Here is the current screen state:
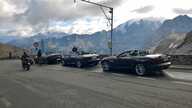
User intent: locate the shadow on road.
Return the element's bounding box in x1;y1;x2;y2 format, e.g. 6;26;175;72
103;70;167;78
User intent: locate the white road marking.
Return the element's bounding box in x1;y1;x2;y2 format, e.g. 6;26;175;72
137;76;156;80
112;73;126;77
0;97;12;107
172;81;192;86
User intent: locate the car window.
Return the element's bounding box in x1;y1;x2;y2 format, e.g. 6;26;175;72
129;50;139;56
138;50;150;56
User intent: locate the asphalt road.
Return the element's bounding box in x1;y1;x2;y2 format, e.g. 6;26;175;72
0;60;192;108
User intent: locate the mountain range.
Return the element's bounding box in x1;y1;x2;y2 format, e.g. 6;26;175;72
1;15;192;55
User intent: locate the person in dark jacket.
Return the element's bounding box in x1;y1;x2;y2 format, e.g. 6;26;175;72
21;52;29;68
21;52;29;61
71;46;80;56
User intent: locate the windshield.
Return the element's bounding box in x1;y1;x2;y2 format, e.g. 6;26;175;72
118;50;150;57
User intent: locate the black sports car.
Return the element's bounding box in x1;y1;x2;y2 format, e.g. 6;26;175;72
61;53;100;68
40;53;62;64
101;50;171;76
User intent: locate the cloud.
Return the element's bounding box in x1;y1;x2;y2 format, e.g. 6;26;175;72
22;0;124;25
0;0;124;36
132;5;154;14
173;8;192;14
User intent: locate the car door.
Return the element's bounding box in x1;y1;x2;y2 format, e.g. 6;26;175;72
63;55;71;64
69;54;79;64
117;56;134;69
115;52;133;69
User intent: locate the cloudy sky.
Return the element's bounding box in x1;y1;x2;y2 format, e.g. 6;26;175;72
0;0;192;37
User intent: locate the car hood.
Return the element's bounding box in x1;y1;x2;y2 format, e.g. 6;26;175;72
145;54;163;58
81;54;98;57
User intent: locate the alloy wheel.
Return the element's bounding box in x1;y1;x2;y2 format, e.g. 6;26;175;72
135;64;146;76
76;61;82;68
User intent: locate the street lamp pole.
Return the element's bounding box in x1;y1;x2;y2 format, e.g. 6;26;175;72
74;0;113;55
110;8;113;56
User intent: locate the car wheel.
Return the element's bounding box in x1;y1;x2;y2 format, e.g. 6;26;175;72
102;61;110;71
76;61;83;68
135;64;146;76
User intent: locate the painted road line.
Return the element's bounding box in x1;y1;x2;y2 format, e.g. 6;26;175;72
137;76;156;80
172;81;192;86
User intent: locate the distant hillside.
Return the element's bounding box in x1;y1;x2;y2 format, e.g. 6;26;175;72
0;43;23;59
154;31;192;55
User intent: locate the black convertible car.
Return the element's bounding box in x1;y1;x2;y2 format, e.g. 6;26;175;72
40;53;62;64
61;52;100;68
101;50;171;76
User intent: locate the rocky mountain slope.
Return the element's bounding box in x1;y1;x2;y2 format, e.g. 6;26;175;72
154;31;192;55
149;15;192;48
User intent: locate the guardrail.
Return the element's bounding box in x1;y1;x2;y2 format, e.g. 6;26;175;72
169;55;192;65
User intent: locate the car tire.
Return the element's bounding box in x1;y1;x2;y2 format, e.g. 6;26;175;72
102;61;110;72
26;66;30;71
23;65;30;71
135;64;146;76
76;61;83;68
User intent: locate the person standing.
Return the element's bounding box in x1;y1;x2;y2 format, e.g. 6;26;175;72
37;49;42;64
9;52;12;59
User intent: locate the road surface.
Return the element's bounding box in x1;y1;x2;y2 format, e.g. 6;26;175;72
0;60;192;108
